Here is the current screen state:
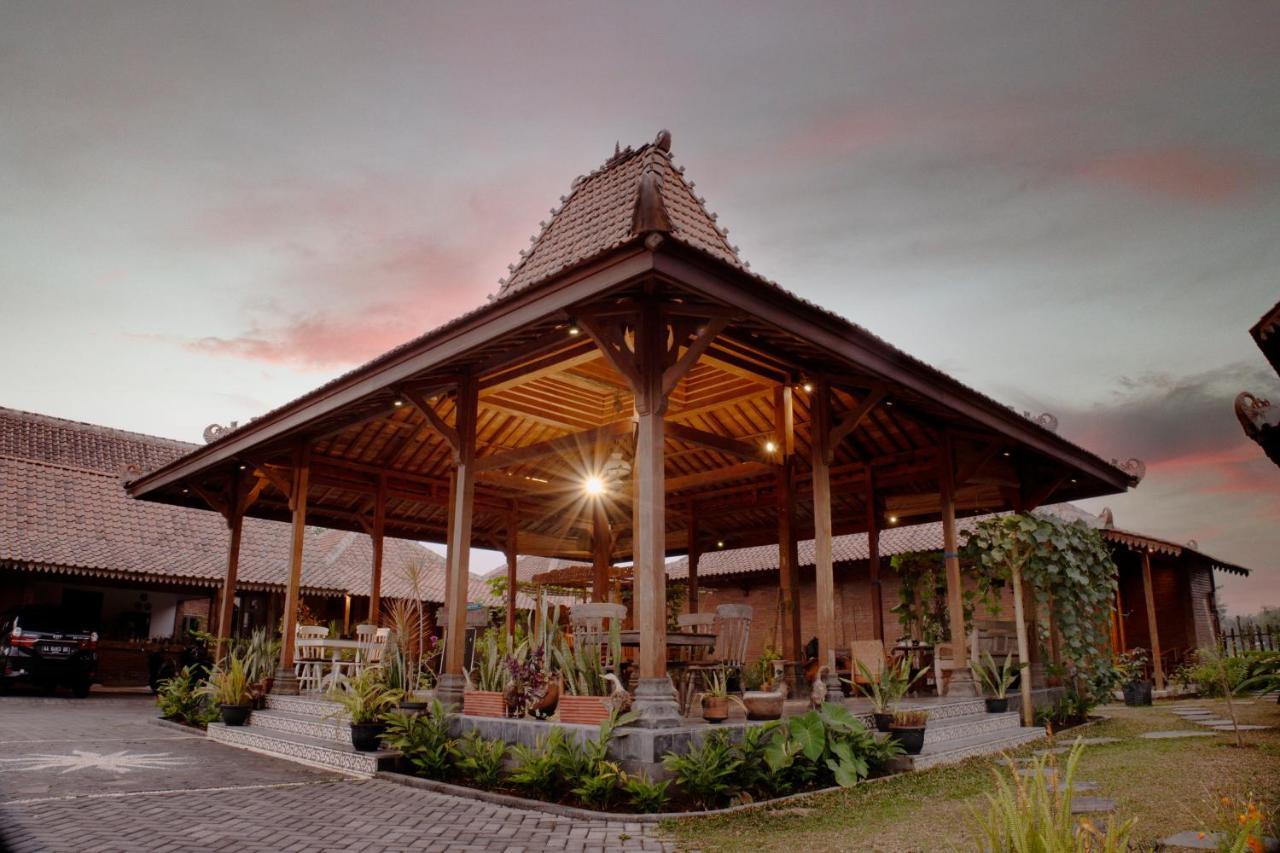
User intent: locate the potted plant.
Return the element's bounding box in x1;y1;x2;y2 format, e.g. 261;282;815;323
853;656;924;732
553;629;618;726
330;666;402;751
462;629;508;717
973;651;1019;713
697;667;744;723
1115;647;1152;706
888;709;928;755
199;653;253;726
741;650;786;720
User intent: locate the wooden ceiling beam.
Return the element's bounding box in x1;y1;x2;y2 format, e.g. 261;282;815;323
665;421;775;466
476;419;633;473
662;316;731;397
825;386;887;463
479;340;599;394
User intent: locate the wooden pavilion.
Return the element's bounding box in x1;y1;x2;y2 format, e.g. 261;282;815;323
127;130;1136;727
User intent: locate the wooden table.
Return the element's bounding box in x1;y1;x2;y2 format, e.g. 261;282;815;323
618;631;717;715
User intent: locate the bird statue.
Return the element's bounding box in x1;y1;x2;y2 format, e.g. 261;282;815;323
602;672;632;714
810;665;830;710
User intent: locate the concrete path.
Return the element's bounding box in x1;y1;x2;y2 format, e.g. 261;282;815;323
0;695;671;852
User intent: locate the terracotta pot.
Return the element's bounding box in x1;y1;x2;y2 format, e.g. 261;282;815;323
985;697;1009;713
528;679;560;720
890;726;926;755
701;695;730;723
742;691;784;721
558;694;611;726
219;703;251;726
462;690;506;718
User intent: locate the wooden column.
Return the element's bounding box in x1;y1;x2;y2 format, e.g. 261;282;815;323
592;501;611;603
368;474;386;624
810;381;842;702
686;509;700;614
865;472;884;642
275;447;310;692
1115;586;1127;652
342;595;351;635
629;299;680;727
1010;559;1035;725
438;376;478;709
774;384;802;661
938;434;978;695
214;504;244;663
505;509;518;642
1141;550;1165;690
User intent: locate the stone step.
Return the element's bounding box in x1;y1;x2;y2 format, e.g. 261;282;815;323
207;722;399;777
921;711;1022;745
251;708;352;743
890;725;1045;772
265;693;347;719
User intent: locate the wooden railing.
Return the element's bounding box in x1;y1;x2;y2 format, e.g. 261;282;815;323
1220;622;1279;656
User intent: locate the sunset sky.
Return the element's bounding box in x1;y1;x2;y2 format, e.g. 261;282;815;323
3;2;1277;613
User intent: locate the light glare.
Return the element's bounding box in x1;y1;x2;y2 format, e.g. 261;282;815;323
584;475;606;496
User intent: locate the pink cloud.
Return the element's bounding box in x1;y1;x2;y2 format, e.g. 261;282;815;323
1076;148;1257;203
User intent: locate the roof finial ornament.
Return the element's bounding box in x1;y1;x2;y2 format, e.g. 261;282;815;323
631;141;674;236
1098;507;1114;528
654;129;672;152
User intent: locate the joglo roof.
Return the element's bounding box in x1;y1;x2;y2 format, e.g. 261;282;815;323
126;130;1139;563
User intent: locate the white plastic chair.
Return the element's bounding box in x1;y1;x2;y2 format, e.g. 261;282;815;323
294;625;329;692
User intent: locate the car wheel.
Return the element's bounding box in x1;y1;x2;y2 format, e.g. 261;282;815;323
72;680;92;698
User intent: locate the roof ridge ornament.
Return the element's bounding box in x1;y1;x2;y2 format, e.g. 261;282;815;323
631;135;674;236
203;422;239;444
1020;411;1058;432
1098;507;1114;528
1109;457;1146;482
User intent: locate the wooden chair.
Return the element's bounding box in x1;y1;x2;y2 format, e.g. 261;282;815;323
675;613;717;662
849;639;887;686
294;625;329;692
569;602;627;671
679;604;753;715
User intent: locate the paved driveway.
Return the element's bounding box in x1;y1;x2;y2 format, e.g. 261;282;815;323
0;694;672;852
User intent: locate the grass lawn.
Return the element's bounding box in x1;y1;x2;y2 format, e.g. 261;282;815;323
665;697;1280;852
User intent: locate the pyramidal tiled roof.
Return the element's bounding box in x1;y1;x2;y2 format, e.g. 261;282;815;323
496;130;745;297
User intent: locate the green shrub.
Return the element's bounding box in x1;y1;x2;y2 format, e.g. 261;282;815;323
508;727;568;801
734;721;785;798
382;700;454;780
155;665;216;726
622;772;671;813
763;704;895;790
451;730;508;788
970;743;1134;851
553;709;637;808
572;760;624;810
662;731;742;809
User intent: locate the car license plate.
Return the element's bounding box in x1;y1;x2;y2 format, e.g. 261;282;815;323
42;644;74;656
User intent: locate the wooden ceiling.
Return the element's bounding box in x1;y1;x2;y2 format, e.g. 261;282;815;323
162;278;1086;561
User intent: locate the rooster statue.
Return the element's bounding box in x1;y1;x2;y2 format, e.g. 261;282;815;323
810;665;830;710
602;672;632;714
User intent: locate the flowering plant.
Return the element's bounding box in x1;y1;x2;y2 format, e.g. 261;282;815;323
504;645;548;716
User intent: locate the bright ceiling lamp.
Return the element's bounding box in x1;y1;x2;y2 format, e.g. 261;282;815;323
584;475;606;496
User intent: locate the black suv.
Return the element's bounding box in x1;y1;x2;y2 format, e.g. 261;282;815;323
0;605;98;697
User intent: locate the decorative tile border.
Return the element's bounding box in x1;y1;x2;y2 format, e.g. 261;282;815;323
251;710;351;744
207;723;395;777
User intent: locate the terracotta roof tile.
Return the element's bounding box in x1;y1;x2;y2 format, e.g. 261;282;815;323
1;409;511;605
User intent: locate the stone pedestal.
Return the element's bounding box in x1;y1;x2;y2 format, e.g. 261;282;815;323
824;669;844;704
945;666;981;697
435;672;465;712
271;667;300;695
631;677;682;728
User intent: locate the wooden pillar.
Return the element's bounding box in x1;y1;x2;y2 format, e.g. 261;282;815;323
1141;550;1165;690
1115;586;1127;652
687;509;700;614
505;509;518;642
438;376;478;709
592;501;611;603
1010;560;1034;725
214;506;243;663
810;381;842;701
938;435;978;695
342;594;351;635
865;472;884;642
368;475;386;624
630;299;679;727
774;384;802;661
275;447;310;692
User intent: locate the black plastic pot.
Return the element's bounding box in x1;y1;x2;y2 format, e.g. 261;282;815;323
1122;680;1153;707
873;712;895;732
891;726;926;755
219;704;251;726
350;722;388;752
985;697;1009;713
398;701;428;714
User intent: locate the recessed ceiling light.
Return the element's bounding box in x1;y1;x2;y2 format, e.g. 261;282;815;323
764;440;778;454
583;475;605;496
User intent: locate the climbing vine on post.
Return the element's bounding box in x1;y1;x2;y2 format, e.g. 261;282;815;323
962;513;1117;700
890;550;1003;644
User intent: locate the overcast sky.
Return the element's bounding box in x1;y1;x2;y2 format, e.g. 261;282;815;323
3;2;1277;613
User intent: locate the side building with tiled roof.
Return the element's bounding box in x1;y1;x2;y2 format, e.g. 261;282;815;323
666;503;1250;682
0;406;516;685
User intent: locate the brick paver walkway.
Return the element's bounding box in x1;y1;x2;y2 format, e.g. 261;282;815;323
0;694;672;852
